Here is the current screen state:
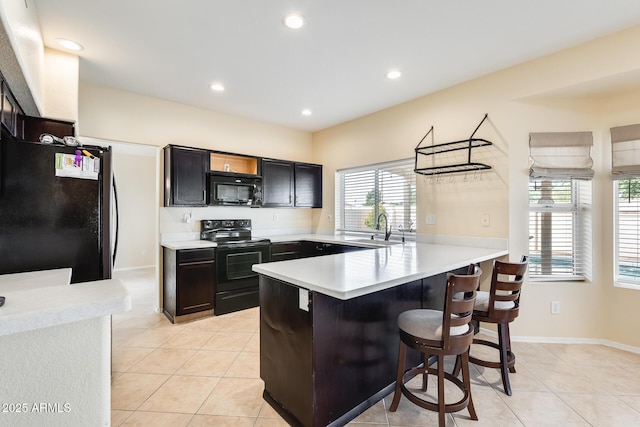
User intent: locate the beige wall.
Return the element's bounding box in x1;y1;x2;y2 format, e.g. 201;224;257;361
313;26;640;348
111;149;157;270
42;48;78;121
78;82;312;158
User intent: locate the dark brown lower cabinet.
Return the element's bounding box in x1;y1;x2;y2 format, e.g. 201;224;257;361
163;248;216;323
259;276;423;427
270;241;367;262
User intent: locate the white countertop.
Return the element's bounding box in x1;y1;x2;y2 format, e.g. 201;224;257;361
160;233;395;250
253;241;508;300
0;268;131;336
160;232;508;300
161;240;217;250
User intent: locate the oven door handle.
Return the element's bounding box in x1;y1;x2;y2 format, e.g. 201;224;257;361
179;260;215;267
218;243;270;250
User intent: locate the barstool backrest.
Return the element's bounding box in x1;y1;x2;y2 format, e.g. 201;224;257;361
442;268;482;351
486;256;528;321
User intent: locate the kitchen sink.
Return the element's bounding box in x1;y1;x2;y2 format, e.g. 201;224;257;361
348;238;403;247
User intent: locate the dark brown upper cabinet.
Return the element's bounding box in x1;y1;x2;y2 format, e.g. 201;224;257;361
262;158;295;207
164;145;208;206
262;158;322;208
294;162;322;208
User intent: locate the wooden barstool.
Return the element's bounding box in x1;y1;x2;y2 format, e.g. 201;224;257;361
389;267;482;427
466;256;528;396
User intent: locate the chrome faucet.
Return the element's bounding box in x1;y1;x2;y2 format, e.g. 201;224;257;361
376;213;392;241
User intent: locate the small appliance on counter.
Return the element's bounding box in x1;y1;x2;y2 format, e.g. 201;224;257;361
201;219;270;315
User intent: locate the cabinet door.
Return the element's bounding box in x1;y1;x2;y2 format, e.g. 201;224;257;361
177;255;215;315
270;241;303;261
165;146;207;206
262;159;294;207
294;163;322;208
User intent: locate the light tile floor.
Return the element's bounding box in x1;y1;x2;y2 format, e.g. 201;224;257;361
111;269;640;426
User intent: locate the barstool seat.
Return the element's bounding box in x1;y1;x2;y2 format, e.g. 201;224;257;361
389;266;482;427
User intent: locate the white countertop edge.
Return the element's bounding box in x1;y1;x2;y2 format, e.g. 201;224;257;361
0;279;132;337
161;240;217;250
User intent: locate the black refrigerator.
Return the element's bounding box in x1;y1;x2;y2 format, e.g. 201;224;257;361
0;138;113;283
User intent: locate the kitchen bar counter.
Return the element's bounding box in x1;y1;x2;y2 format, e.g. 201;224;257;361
255;239;508;427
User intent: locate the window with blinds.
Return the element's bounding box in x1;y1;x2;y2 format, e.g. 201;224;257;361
528;178;591;280
336;159;416;234
615;178;640;287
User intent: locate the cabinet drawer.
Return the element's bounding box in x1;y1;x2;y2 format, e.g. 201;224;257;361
177;248;215;263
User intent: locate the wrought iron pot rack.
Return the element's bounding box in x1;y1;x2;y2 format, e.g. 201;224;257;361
414;113;492;176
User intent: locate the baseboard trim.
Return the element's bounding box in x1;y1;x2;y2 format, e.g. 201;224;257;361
478;327;640;355
113;265;155;273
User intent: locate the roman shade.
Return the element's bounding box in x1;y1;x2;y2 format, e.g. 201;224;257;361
529;132;594;180
611;124;640;179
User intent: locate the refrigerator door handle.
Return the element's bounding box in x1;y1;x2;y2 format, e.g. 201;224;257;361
112;174;119;267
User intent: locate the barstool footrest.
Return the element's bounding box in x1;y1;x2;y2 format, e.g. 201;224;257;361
400;366;474;415
469;338;515;369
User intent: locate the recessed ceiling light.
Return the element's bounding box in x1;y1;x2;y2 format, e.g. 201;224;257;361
301;109;312;116
386;70;401;80
284;13;305;29
209;83;225;92
57;38;84;51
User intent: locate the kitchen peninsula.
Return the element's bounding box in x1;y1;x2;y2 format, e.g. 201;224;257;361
0;269;130;427
253;239;508;427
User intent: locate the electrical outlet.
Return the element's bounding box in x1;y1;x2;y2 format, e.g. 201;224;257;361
481;214;490;227
273;213;279;222
183;212;192;223
425;214;436;225
551;301;560;314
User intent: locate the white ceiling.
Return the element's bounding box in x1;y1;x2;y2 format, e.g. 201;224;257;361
33;0;640;132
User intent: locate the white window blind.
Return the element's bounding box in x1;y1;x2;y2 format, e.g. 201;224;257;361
528;178;591;281
336;159;416;234
611;124;640;178
529;132;594;180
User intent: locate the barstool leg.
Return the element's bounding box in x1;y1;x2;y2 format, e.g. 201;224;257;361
452;354;462;378
421;352;429;391
437;354;445;427
389;341;406;412
497;323;512;396
461;350;478;421
504;322;516;373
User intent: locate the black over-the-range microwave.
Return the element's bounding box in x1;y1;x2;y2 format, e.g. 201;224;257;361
208;172;263;207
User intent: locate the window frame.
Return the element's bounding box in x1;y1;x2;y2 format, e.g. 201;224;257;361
528;177;590;282
336;158;416;236
614;177;640;290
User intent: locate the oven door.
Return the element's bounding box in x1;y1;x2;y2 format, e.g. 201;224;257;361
215;242;270;315
216;242;270;292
